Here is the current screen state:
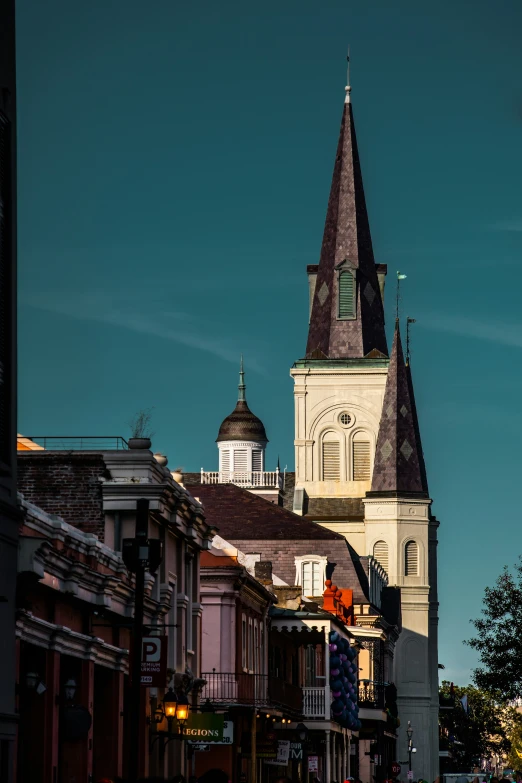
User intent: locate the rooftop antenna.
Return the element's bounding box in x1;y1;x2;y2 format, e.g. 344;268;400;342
406;318;416;365
396;271;407;320
238;355;246;401
345;46;351;104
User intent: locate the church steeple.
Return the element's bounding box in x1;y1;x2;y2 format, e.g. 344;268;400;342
306;84;388;360
370;321;428;496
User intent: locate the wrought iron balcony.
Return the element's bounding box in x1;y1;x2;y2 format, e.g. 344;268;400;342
200;672;302;714
200;470;283;489
358;679;385;709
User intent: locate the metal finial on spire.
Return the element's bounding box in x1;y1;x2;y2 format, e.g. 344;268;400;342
238;355;246;402
345;46;351;104
396;271;407;320
406;318;416;366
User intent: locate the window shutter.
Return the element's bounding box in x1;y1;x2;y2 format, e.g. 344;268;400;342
353;441;371;480
339;271;355;318
233;450;248;471
405;541;418;576
252;450;262;472
373;541;389;573
221;450;230;474
322;441;340;481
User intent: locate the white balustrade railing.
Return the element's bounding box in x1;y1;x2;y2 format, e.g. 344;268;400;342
303;687;330;719
201;470;283;488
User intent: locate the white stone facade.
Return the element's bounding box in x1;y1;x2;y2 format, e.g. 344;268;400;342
291;362;440;781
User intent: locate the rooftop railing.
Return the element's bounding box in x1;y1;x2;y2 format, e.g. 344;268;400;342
20;436;129;451
200;470;283;489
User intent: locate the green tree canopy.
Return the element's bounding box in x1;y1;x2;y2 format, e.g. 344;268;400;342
467;558;522;700
439;682;521;771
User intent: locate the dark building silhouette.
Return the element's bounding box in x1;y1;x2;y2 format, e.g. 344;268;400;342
0;0;19;779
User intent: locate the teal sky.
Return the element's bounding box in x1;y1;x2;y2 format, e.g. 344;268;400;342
17;0;522;685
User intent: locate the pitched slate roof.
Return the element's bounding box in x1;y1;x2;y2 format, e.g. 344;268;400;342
370;321;429;497
305;94;388;360
185;483;345;540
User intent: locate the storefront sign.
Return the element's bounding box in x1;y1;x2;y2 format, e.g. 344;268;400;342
187;719;232;745
265;741;291;766
140;636;167;687
290;742;303;761
308;756;319;772
176;714;225;741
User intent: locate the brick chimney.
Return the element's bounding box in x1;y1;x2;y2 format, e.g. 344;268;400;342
254;560;273;586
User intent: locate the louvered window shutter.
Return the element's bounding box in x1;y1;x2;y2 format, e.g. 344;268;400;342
339;271;355;318
322;441;340;481
373;541;389;573
405;541;419;576
252;450;262;472
233;450;248;471
221;450;230;475
353;441;371;480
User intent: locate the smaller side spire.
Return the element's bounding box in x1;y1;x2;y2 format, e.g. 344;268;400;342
345;46;351;104
369;321;429;497
238;355;246;401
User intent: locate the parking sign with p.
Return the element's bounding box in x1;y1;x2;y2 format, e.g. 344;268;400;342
140;636;167;687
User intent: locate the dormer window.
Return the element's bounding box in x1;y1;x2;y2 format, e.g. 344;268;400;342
337;261;356;320
295;555;328;597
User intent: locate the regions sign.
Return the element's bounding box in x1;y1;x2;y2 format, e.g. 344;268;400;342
174;714;225;742
140;636;167;687
187;719;232;746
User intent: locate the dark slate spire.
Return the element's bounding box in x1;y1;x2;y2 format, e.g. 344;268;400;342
306;87;388;359
370;322;429;497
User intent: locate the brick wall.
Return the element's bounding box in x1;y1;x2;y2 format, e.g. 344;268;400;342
18;453;106;539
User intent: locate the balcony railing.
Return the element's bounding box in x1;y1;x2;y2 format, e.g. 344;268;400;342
303;686;330;719
358;679;385;709
201;672;302;714
200;470;283;489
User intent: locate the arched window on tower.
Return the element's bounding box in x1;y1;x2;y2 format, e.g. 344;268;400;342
352;432;371;481
322;434;340;481
405;541;419;576
373;541;389;574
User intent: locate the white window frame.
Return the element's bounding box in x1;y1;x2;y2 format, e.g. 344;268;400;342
294;555;328;596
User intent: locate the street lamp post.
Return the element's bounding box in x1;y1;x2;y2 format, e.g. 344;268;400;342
406;721;413;775
128;498;149;783
296;723;309;783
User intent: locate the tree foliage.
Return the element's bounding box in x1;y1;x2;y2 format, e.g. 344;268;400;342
467;558;522;700
506;721;522;773
439;682;521;770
